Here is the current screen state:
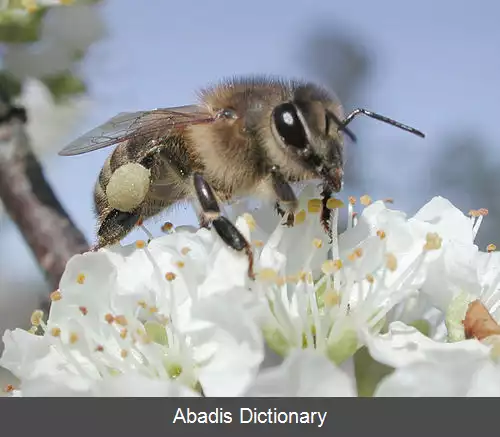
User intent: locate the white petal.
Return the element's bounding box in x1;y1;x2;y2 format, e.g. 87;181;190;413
94;373;200;397
192;292;265;396
362;321;490;368
411;196;474;244
245;349;356;397
374;360;481;397
0;329;49;379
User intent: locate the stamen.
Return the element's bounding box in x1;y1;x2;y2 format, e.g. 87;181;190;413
51;327;61;337
76;273;86;284
487;244;497;253
30;310;44;326
321;259;343;275
104;314;115;324
423;232;442;251
360;195;372;206
135;240;146;249
377;230;386;239
242;213;257;231
175;261;185;268
141;225;154;242
115;315;128;326
69;332;79;344
312;238;323;249
307;198;322;213
79;306;88;315
3;384;14;393
326;198;345;209
294;209;306;225
165;272;176;282
50;290;62;302
161;222;174;233
385;253;398;271
181;247;191;256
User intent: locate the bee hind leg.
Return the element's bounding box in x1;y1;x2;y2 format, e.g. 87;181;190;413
192;172;255;280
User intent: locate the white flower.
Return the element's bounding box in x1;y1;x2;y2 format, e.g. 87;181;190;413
16;78;91;154
369;321;500;397
244;349;356;397
0;225;264;397
1;183;495;397
251;190;443;366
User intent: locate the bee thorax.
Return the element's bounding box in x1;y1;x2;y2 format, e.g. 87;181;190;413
106;163;151;212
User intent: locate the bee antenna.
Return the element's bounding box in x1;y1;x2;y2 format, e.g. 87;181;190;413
343;108;426;138
326;110;357;142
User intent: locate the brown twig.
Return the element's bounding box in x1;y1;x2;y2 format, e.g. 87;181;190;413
0;102;89;291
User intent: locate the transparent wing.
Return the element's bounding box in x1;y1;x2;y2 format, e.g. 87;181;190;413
58;104;214;156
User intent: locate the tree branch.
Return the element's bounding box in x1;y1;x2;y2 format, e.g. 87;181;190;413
0;102;89;291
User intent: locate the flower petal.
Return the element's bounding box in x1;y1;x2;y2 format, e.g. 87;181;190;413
245;349;356;397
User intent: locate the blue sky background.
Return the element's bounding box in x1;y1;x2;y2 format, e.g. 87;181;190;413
1;0;499;331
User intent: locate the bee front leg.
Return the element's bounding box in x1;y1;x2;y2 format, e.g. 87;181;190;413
192;173;255;280
270;166;297;227
320;186;333;242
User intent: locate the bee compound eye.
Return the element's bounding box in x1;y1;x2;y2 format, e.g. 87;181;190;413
272;103;308;149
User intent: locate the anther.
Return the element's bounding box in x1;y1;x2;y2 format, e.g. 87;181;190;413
115;315;128;326
165;272;176;281
487;244;497;253
242;213;257;231
360;195;372;206
104;313;115;324
424;232;442;251
79;306;88;316
30;310;44;326
326;198;345;209
181;247;191;255
50;290;62;302
76;273;86;284
385;253;398;271
51;327;61;337
135;240;146;249
258;268;279;282
312;238;323;248
3;384;14;393
69;332;79;344
162;222;174;233
307;199;322;213
294;210;306;225
321;259;342;274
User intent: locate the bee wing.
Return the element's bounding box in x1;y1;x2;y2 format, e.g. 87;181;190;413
58;105;215;156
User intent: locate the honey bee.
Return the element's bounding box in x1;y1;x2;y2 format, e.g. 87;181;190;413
59;76;425;279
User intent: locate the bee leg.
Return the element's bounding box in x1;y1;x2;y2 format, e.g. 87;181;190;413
320;187;333;242
270;166;297;227
193;173;255;280
95;209;142;249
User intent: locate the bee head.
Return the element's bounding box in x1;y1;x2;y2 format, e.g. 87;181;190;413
269;84;354;192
